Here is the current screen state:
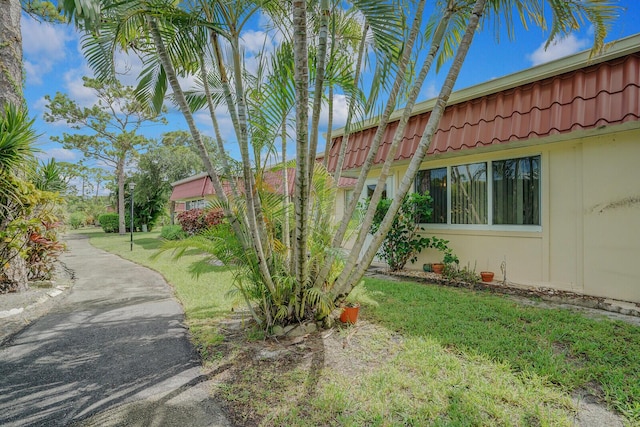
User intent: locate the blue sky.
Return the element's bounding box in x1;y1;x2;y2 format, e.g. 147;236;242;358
21;1;640;168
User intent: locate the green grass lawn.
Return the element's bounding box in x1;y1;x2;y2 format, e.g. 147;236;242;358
362;278;640;423
74;228;640;425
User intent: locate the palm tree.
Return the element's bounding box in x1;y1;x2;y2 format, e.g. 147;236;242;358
0;0;23;113
59;0;618;327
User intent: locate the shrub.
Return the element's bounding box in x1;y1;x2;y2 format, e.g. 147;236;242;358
98;213;120;233
69;212;86;229
177;208;224;235
160;224;187;240
27;227;65;280
369;193;439;271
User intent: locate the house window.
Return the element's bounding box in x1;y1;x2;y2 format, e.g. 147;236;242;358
367;184;387;199
451;162;487;224
415;168;447;223
414;155;540;228
185;199;206;210
492;156;540;225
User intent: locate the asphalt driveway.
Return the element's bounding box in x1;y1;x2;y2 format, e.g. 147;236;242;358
0;233;231;426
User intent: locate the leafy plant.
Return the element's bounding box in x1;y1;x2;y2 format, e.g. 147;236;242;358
160;224;186;240
370;192;449;271
69;212;86;229
176;208;224;235
443;261;480;283
98;213;119;233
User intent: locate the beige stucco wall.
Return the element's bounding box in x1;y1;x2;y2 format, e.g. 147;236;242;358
383;125;640;304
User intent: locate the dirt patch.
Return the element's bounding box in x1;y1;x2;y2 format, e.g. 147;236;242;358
205;316;403;426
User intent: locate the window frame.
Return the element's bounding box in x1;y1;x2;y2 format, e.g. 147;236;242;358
415;154;542;232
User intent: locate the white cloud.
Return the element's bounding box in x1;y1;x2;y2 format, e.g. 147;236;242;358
62;67;99;107
21;16;76;85
527;34;589;66
320;93;349;130
419;81;438;101
113;49;144;87
241;30;274;55
38;148;78;162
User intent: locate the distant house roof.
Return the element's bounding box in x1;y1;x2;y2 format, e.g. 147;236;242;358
170;168;356;202
327;33;640;173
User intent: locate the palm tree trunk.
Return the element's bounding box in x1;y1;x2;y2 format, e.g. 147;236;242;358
197;52;240;199
322;84;334;169
314;0;428;289
337;0;451;281
307;0;330;183
0;0;22;114
281;113;291;259
335;0;488;297
292;0;310;289
145;18;248;241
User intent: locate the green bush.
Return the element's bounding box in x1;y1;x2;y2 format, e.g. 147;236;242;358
369;192;452;271
69;212;86;229
98;213;120;233
160;224;186;240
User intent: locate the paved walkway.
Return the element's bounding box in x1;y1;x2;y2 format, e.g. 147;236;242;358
0;234;231;426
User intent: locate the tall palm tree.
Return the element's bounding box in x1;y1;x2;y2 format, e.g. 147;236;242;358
60;0;618;327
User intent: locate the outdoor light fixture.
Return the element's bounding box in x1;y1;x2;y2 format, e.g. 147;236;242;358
129;182;136;251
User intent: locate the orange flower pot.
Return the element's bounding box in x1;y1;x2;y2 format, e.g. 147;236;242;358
340;305;360;324
432;263;445;274
480;271;494;282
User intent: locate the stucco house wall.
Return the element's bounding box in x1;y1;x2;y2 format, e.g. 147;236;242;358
397;126;640;304
328;34;640;305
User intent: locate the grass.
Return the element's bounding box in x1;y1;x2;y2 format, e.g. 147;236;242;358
363;278;640;423
74;228;640;425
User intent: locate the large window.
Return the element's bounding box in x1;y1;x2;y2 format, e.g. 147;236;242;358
415;168;447;223
185;199;207;210
451;162;487;224
492;156;540;225
415;155;541;228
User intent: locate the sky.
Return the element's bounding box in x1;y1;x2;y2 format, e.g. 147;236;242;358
21;1;640;171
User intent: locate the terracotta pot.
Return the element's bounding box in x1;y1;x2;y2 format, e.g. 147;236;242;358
480;271;494;282
432;263;445;274
340;305;360;324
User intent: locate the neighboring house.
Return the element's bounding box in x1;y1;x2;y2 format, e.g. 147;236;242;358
170;169;356;220
326;33;640;305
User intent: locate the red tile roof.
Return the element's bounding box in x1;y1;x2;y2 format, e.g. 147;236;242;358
327;52;640;172
170;168;354;202
170;173;212;201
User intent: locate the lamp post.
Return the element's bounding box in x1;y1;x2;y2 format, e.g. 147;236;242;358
129;182;135;251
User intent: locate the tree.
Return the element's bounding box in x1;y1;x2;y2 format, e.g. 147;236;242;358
44;77;164;234
131;131;209;229
0;0;23;113
60;0;618;329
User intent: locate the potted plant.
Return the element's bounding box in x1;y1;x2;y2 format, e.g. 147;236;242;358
432;262;445;274
340;302;360;324
480;271;494;282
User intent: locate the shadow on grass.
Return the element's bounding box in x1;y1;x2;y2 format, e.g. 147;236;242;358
133;238;163;250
